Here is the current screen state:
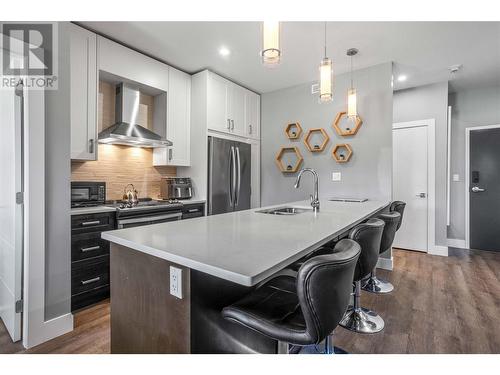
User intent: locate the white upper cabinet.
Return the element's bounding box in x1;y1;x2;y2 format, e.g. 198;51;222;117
153;67;191;167
98;36;169;92
70;23;98;161
245;91;260;139
206;71;260;139
207;72;230;133
228;84;246;137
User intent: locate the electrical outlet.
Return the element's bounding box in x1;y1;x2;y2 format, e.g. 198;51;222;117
452;174;460;182
332;172;342;181
170;266;182;299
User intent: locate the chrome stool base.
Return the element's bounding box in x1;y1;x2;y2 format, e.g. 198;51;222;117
339;306;385;334
362;275;394;294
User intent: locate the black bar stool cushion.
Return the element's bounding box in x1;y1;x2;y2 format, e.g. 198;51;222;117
389;201;406;231
377;212;401;254
222;239;360;346
349;218;385;281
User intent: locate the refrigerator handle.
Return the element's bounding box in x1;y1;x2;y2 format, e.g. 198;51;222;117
229;146;236;207
235;147;241;206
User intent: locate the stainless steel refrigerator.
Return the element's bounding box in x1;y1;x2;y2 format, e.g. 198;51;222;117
208;136;251;215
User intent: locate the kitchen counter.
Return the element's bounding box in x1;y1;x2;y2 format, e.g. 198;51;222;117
70;199;206;216
102;199;388;286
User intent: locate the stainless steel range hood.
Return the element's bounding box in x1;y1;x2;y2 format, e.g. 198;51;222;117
98;83;172;148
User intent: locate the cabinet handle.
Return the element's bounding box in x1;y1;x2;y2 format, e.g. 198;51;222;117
231;119;234;130
249;124;252;134
227;119;231;129
81;276;101;285
88;139;94;154
187;208;199;213
81;220;100;226
81;245;100;253
169;148;173;161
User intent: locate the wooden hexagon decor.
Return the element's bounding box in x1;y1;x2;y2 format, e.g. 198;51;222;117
332;144;353;163
303;128;330;152
333;111;363;136
285;122;303;140
275;146;304;173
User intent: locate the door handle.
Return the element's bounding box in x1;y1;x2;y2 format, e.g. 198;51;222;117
416;193;426;198
229;146;235;207
471;186;485;193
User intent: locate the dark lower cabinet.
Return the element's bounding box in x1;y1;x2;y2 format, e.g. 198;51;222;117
71;211;115;312
182;203;205;220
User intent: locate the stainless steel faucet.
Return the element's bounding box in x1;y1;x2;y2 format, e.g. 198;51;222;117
294;168;320;212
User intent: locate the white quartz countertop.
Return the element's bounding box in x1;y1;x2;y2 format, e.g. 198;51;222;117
102;200;389;286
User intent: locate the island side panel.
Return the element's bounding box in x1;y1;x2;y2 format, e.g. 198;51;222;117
110;243;191;353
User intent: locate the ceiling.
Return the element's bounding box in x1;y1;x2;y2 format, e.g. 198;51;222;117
80;21;500;93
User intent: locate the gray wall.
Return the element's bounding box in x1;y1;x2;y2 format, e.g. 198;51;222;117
448;85;500;240
44;22;71;320
261;62;393;207
393;82;449;247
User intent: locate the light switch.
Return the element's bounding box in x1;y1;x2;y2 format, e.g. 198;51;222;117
170;266;182;299
452;174;460;182
332;172;342;181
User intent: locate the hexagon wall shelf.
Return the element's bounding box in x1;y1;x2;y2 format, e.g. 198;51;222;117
275;146;304;173
285;122;303;140
333;111;363;136
303;128;330;152
332;144;353;163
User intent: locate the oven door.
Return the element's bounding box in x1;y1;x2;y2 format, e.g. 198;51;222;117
117;211;182;229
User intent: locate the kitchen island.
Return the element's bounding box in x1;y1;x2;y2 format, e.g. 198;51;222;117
102;199;389;353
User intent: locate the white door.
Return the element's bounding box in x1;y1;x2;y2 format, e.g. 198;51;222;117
0;80;24;342
70;23;97;161
207;73;230;133
166;67;191;166
245;91;260;139
228;83;246;136
393;125;428;252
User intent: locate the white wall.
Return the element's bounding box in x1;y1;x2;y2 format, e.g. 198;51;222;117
261;63;393;208
393;82;449;247
448;85;500;241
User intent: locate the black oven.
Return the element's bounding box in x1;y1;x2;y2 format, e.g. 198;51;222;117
71;181;106;208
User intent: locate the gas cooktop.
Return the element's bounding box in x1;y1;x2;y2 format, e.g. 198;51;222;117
114;198;183;210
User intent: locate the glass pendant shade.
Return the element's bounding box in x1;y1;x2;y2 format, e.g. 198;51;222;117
319;57;333;102
261;21;281;65
347;88;357;118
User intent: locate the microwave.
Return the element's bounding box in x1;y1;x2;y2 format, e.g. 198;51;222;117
71;181;106;208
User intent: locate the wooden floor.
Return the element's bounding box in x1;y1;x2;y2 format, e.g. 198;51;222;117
1;248;499;354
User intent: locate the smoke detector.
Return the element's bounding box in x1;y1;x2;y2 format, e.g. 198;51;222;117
449;64;463;74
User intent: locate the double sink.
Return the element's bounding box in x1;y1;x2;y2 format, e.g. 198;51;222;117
256;206;311;216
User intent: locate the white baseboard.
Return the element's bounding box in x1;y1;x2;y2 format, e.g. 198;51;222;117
24;313;73;349
429;245;448;257
376;256;393;271
447;238;467;249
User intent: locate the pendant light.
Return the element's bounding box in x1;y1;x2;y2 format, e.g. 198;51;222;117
319;22;333;103
261;21;281;65
346;48;359;119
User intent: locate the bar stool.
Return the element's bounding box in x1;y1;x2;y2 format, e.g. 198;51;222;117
222;239;361;354
362;211;400;294
389;201;406;231
339;218;385;333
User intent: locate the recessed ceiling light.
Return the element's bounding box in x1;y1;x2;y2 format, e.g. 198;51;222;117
397;75;407;82
219;46;231;57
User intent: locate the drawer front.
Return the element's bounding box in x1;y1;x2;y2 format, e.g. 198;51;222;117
71;212;115;233
72;232;110;262
182;204;205;220
71;256;109;295
71;285;109;312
